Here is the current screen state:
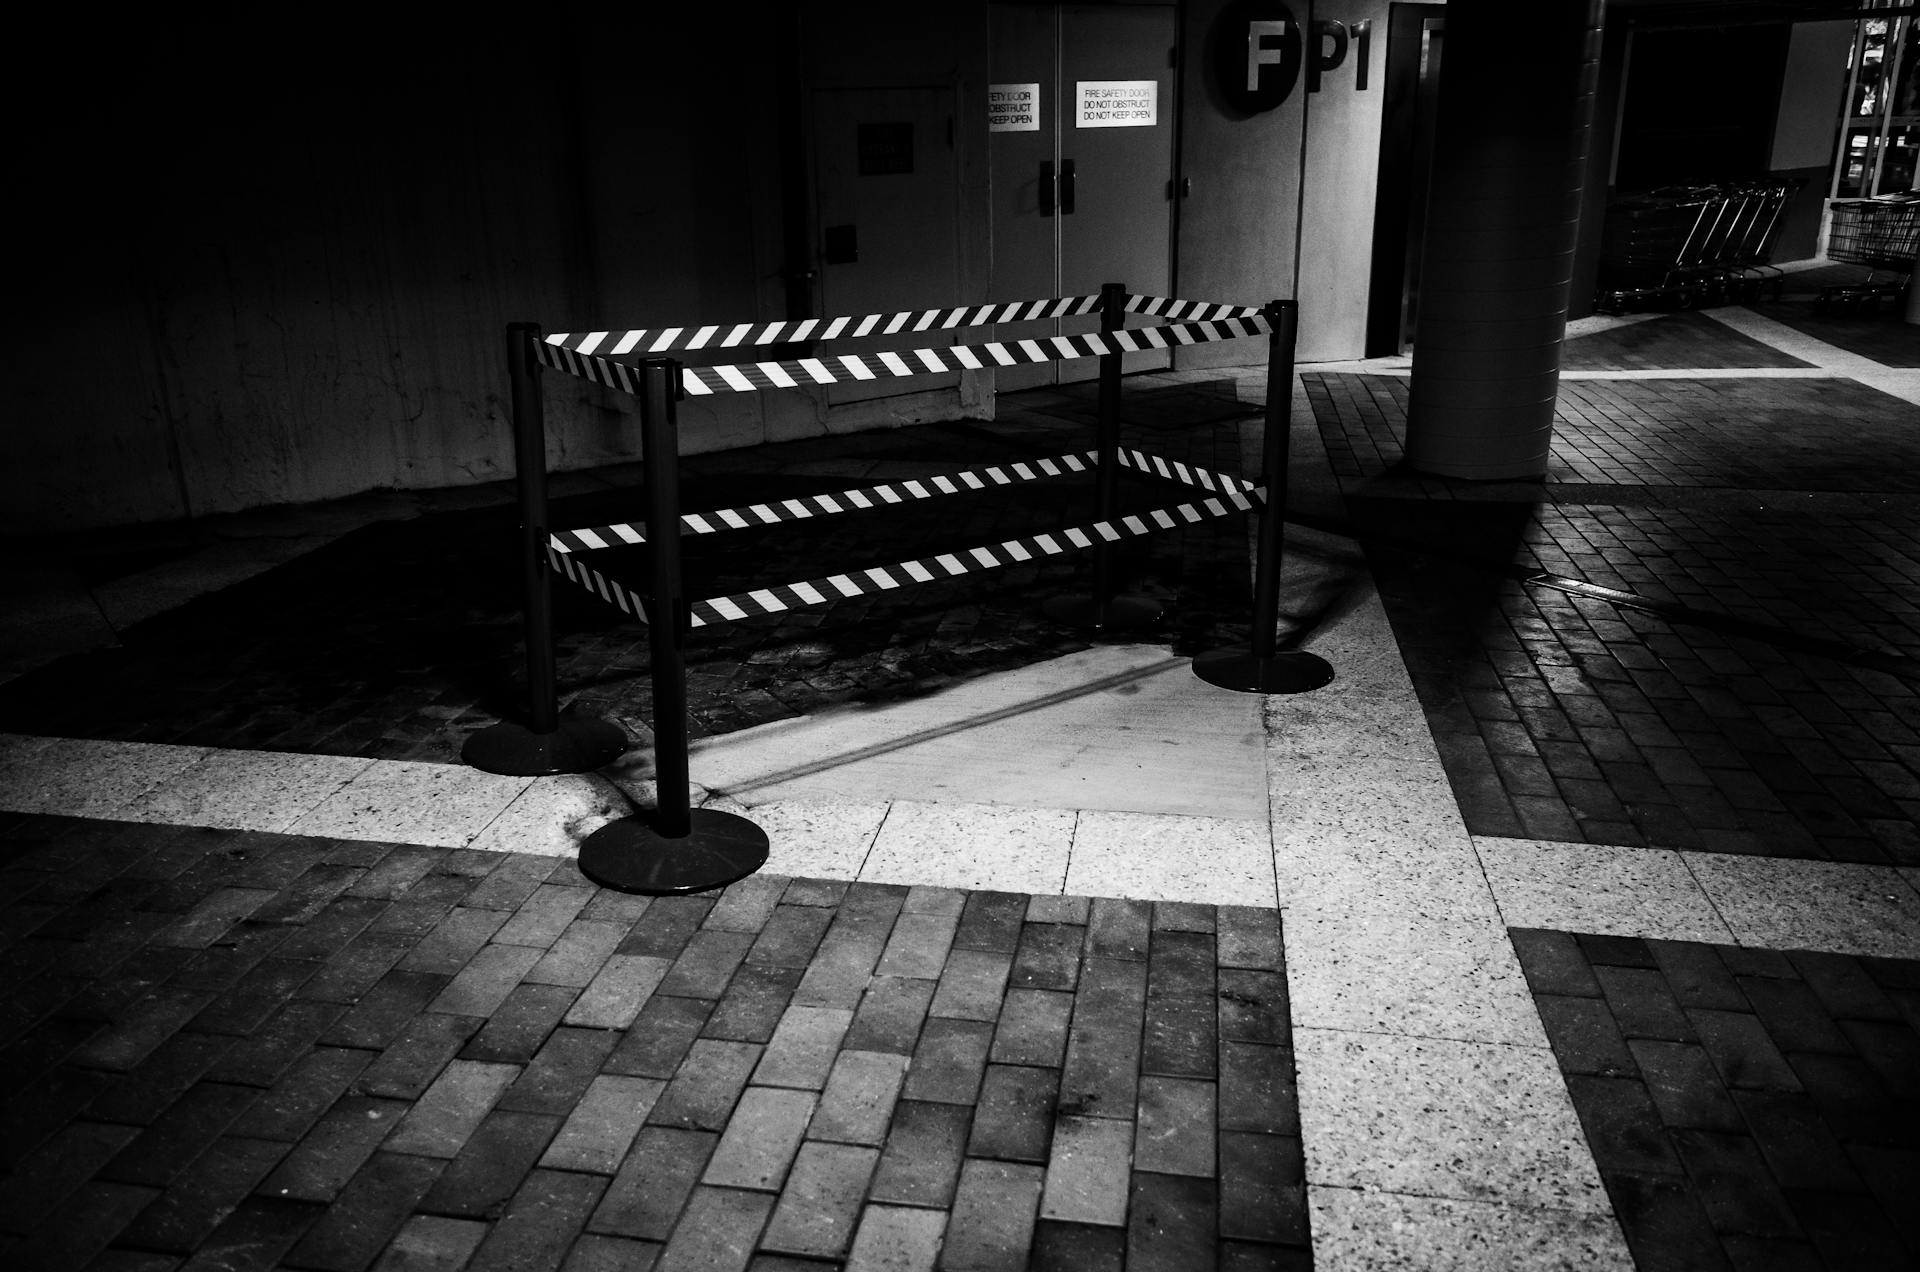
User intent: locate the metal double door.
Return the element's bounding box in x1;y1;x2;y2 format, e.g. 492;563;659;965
990;3;1177;388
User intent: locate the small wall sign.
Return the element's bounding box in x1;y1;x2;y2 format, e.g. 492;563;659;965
1075;80;1157;128
988;83;1041;132
857;122;914;175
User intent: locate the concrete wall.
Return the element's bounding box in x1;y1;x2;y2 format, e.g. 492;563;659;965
1772;21;1854;172
1;4;1011;536
1295;0;1392;362
1174;0;1306;370
1769;20;1857;262
797;2;996;429
1174;0;1395;367
3;11;798;535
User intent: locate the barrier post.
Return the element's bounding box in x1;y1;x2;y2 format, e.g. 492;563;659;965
1193;300;1335;694
463;323;630;775
577;358;770;895
1043;282;1162;631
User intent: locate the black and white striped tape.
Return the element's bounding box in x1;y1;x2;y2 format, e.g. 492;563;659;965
1115;448;1260;496
546;546;654;625
548;449;1257;555
1123;296;1262;322
546;487;1261;630
545;296;1102;358
533;313;1273;397
691;488;1258;626
549;452;1099;554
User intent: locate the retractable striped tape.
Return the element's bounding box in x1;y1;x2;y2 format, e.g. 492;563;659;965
546;487;1257;630
546;296;1102;358
1115;448;1260;496
539;296;1260;359
534;313;1274;397
547;449;1257;554
550;451;1096;554
1123;295;1261;321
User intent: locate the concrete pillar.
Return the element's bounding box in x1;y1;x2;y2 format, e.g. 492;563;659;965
1404;0;1605;480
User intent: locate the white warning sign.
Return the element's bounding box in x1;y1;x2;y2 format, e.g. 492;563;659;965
988;83;1040;132
1075;80;1157;128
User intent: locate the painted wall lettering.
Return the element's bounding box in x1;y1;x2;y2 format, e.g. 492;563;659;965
1215;0;1300;113
1213;0;1369;114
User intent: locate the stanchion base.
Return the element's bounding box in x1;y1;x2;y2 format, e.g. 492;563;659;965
577;808;771;896
1042;594;1163;632
462;717;630;776
1193;647;1335;695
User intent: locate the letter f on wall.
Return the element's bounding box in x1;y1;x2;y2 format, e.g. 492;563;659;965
1246;19;1289;91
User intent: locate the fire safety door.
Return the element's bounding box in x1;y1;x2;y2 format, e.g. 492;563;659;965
989;2;1178;388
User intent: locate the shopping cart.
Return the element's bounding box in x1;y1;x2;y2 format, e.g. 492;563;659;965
1596;180;1800;313
1816;193;1920;313
1717;180;1799;298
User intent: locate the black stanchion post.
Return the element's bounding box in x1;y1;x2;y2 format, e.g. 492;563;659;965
1192;299;1335;695
1042;282;1162;632
639;358;692;840
464;324;630;775
578;358;769;895
1091;282;1124;617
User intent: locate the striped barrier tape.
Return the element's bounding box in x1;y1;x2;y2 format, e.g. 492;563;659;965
549;449;1259;554
549;452;1100;554
544;295;1103;358
547;545;655;625
1115;448;1260;496
546;487;1259;630
1123;295;1263;322
533;312;1274;398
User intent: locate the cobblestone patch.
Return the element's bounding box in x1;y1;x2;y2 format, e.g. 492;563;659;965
0;814;1309;1270
0;397;1259;765
1513;927;1920;1272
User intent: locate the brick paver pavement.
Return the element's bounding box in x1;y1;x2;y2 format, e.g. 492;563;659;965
0;813;1310;1271
1514;927;1920;1272
1306;298;1920;863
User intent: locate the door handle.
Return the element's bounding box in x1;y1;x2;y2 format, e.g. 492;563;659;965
1040;160;1055;217
1061;159;1076;215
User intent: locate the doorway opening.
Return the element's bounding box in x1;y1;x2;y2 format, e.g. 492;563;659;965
1365;3;1445;359
989;2;1179;387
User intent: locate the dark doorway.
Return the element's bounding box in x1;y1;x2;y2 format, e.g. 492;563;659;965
1365;3;1445;359
1613;24;1791;191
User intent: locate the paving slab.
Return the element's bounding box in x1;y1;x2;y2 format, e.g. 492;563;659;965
689;644;1270;819
286;761;534;847
1682;854;1920;958
1064;809;1275;907
1309;1188;1633;1271
1479;837;1737;943
859;800;1076;893
1284;908;1548;1046
1294;1028;1612;1214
